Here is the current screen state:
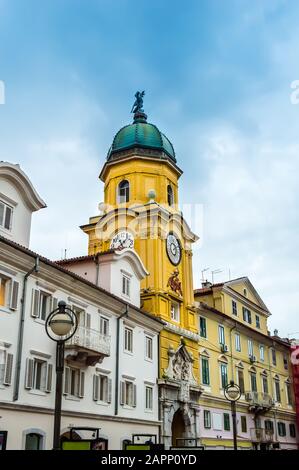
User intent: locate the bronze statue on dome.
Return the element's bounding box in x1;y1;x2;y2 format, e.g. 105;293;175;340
131;91;145;114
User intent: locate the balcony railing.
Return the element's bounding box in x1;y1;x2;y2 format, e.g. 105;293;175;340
245;391;274;410
65;326;111;365
250;428;274;442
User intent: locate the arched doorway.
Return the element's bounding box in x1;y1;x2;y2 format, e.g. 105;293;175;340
171;409;186;447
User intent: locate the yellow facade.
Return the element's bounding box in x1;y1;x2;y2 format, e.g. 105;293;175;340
195;278;297;448
82;154;200;377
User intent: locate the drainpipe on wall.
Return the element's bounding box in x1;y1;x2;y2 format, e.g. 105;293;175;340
13;257;39;401
114;304;129;415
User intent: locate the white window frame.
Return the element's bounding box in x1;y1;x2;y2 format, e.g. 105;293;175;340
259;344;265;362
0;200;13;232
145;335;153;361
248;339;253;357
170;302;180;323
33;359;47;392
124;327;133;353
122;274;130;298
203;410;211;428
39;291;51;321
100;316;109;336
124;380;134;406
218;325;225;346
145;385;153;411
235;333;241;352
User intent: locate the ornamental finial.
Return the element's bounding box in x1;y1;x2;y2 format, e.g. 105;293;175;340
131;90;147;122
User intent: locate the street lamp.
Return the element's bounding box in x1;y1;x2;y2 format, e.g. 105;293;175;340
45;300;78;450
224;380;241;451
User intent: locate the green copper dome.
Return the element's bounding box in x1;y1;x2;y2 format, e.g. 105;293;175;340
107;119;176;162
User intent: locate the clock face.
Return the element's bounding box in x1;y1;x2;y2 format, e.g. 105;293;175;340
166;233;181;265
110;231;134;251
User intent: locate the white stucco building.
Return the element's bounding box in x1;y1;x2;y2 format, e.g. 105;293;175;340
0;163;163;450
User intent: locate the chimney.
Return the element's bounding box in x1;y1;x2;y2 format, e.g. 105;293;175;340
202;280;212;288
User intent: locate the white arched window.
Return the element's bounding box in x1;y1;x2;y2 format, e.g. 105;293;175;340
118;180;130;203
167;184;174;206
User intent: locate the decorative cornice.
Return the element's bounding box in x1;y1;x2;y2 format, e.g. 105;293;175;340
164;321;200;342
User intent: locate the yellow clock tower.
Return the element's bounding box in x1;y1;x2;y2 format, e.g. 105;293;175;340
81;93;203;447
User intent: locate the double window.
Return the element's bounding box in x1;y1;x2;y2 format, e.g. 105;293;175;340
25;358;52;393
63;367;85;398
120;380;136;407
237;368;245;394
99;316;109;336
242;307;252;324
248;339;254;357
223;413;230;431
93;374;112;403
220;363;228;389
203;410;211;429
235;333;241;352
0;349;13;387
286;381;293;406
145;386;153;411
232;300;237;316
167;185;174;206
122;274;130;297
274;377;281;402
199;317;207;338
250;372;257;392
262;375;268;394
289;423;296;438
124;327;133;353
255;315;260;328
31;289;54;321
240;416;247;433
277;422;286;437
272;348;277;366
145;335;153;360
218;325;225;346
0;200;13;231
201;357;210;385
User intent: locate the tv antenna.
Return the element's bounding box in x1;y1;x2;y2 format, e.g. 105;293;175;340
211;269;223;284
201;268;210;281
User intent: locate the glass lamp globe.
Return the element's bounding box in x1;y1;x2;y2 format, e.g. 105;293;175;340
49;312;73;337
227;387;239;400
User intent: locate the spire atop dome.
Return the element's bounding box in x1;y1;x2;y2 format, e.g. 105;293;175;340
131;90;147;123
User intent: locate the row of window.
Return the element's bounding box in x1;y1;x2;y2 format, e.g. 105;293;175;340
199;317;288;369
202;410;297;437
117;180;175;206
23;357;154;410
231;300;260;328
199;356;293;404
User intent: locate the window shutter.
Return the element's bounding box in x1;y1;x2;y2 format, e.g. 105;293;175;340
25;358;34;389
3;353;13;385
79;371;85;398
93;375;99;401
10;281;19;310
45;363;53;392
133;384;137;407
63;366;70;395
120;381;125;405
31;289;40;318
107;378;112;403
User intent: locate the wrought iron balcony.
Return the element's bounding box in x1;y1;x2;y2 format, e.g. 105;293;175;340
250;428;274;442
245;391;274;412
65;326;111;366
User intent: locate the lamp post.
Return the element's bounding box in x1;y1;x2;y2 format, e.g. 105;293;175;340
224;380;241;451
45;300;78;450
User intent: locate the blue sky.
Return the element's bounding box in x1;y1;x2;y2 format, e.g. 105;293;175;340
1;0;299;337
